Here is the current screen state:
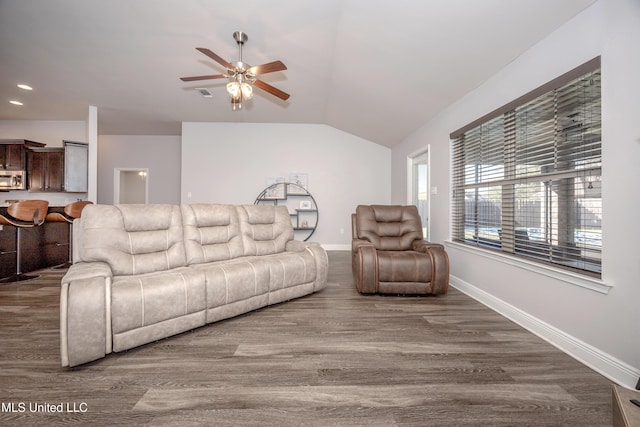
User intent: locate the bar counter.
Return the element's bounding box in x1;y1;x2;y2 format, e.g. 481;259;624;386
0;206;69;281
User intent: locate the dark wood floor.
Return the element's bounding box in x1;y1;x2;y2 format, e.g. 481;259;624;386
0;251;612;426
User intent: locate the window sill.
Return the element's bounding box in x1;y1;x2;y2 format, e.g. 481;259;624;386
444;240;612;294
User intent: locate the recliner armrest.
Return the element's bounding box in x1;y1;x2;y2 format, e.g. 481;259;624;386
412;240;445;252
411;240;450;294
352;238;375;252
352;239;378;293
60;262;113;367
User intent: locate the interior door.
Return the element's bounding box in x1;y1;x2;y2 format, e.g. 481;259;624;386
410;151;429;240
114;168;148;204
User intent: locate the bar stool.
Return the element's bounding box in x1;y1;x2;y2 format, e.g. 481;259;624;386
45;200;93;269
0;200;49;283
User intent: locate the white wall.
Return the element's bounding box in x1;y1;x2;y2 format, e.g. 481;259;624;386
97;135;181;205
391;0;640;388
182;122;391;248
0;120;86;147
0;120;88;206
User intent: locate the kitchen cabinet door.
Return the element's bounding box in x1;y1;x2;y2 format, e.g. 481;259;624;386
27;149;65;192
0;144;26;170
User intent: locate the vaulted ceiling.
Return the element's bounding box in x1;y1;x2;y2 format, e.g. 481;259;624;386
0;0;596;147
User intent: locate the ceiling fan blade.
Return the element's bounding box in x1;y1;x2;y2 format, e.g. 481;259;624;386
196;47;233;70
253;79;290;101
180;74;226;82
247;60;287;76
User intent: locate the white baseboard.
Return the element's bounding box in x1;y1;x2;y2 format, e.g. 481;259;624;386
450;274;640;390
321;244;351;251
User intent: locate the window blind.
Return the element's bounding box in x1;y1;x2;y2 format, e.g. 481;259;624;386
451;58;601;276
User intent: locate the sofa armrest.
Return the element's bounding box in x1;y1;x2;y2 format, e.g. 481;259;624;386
306;242;328;292
62;261;113;283
285;240;308;252
60;262;113;367
286;240;328;292
412;240;450;294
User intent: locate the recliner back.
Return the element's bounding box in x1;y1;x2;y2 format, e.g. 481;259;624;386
183;204;294;262
237;205;293;256
78;204;187;275
182;204;245;264
76;204;297;274
355;205;423;251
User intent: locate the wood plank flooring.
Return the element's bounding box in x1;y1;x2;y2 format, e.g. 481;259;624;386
0;251;612;426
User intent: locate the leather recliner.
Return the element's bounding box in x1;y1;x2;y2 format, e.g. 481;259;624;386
352;205;449;295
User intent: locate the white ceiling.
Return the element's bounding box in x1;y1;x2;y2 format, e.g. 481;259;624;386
0;0;596;148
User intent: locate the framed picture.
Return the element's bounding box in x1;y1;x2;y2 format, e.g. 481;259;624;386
264;182;285;200
299;200;312;210
288;172;308;194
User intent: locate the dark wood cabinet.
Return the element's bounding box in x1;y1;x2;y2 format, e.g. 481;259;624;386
0;225;68;280
0;139;46;170
0;225;17;279
27;148;65;192
0;207;69;281
0;144;26;170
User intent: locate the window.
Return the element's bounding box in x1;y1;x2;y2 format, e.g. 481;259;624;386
451;58;601;276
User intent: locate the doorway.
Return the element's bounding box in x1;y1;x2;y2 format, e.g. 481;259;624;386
114;168;148;204
408;150;429;240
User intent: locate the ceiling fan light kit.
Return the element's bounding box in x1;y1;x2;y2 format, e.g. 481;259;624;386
180;31;289;111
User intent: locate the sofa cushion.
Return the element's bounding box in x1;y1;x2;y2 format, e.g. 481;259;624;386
111;267;206;335
182;204;244;265
79;204;186;275
236;205;294;256
194;259;270;309
265;250;317;291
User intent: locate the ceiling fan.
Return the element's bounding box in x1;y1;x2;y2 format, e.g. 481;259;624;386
180;31;289;110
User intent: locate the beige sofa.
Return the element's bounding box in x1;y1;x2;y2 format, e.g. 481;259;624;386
60;203;328;367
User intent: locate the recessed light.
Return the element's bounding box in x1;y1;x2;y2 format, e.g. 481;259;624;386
9;100;24;106
17;84;33;91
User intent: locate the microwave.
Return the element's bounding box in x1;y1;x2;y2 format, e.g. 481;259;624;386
0;170;26;190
